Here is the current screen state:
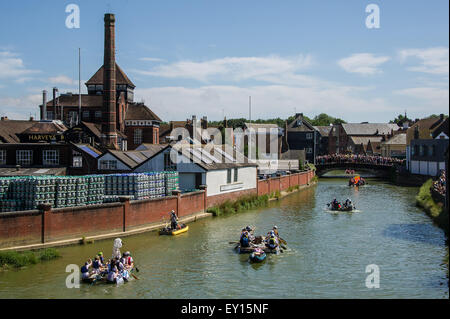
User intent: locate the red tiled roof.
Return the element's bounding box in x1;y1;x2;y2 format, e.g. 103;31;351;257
125;103;162;122
46;94;103;108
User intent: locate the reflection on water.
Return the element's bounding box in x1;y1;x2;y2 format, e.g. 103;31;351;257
0;178;447;299
383;224;446;246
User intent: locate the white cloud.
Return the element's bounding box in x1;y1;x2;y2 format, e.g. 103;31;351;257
394;87;449;102
399;47;449;75
338;53;390;75
0;51;40;82
0;94;42;119
132;54;314;83
135;85;394;123
47;75;75;86
139;57;166;62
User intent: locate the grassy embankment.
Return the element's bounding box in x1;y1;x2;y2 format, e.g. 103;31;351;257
207;195;270;216
0;248;60;270
415;179;449;236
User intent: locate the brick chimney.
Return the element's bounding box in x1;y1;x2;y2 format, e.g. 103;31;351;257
101;13;118;149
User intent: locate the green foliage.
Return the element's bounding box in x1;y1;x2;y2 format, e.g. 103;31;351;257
308;113;346;126
416;179;442;218
208;113;346;129
416;179;448;235
0;248;60;269
207;195;269;216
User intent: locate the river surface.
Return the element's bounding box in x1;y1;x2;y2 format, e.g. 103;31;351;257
0;177;448;299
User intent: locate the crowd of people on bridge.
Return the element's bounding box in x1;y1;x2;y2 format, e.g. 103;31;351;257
316;154;405;166
432;170;446;196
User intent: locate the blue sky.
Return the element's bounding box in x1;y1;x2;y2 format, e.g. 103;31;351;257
0;0;448;122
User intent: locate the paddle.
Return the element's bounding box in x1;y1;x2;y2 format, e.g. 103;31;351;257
131;273;139;280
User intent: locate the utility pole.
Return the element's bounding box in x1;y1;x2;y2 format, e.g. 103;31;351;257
78;48;81;125
249;96;251;122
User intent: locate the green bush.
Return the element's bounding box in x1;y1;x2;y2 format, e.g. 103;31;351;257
207;194;269;216
0;248;60;269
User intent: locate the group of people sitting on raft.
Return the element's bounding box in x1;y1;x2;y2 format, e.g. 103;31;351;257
329;198;354;211
81;250;134;284
239;225;280;250
349;176;366;186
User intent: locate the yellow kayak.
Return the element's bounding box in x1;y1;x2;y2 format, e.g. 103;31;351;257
159;224;189;236
171;225;189;236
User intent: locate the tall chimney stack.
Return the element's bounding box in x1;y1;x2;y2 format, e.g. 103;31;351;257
42;90;47;120
101;13;118;149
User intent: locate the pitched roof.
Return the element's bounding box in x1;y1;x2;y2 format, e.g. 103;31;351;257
81;121;127;139
125;103;162;122
341;123;400;136
85;63;135;88
313;125;332;136
171;143;258;171
0;120;37;143
432;118;449;139
349;136;383;146
0;167;66;177
406;117;443;144
381;133;406;145
72;143;103;158
46;94;103;108
287;114;315;132
107;144;169;169
20;121;67;135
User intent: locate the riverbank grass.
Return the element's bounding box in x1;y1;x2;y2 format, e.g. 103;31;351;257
416;179;448;235
0;248;60;269
207;194;269;216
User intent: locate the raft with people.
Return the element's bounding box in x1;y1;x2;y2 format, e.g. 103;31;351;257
159;210;189;236
235;226;286;255
80;238;139;285
349;175;366;186
327;198;356;212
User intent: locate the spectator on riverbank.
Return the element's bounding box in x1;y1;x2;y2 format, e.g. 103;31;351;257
316;154;404;166
432;170;446;196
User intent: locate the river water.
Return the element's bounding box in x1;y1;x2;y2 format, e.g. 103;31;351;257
0;178;448;299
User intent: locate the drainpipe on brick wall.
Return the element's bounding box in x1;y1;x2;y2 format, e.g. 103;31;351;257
199;185;207;211
119;196;131;232
172;190;181;216
38;203;52;243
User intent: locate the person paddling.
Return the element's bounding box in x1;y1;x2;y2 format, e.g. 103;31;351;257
81;259;92;280
169;210;179;230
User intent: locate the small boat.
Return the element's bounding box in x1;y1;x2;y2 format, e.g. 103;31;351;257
249;250;266;263
236;244;280;255
349;176;366;186
159;224;189;236
327;203;355;212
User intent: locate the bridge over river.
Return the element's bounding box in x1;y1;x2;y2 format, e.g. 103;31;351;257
315;162;397;178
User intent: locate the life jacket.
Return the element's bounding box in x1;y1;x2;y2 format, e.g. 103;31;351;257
268;237;277;248
92;260;100;269
240;233;249;246
81;265;89;273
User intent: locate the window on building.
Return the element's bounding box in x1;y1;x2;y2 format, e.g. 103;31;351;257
46;111;54;120
83;111;89;119
234;168;238;182
306;147;313;154
134;129;143;145
153;130;158;144
227;169;232;184
99;160;117;170
306;133;313;140
67;111;78;125
16;150;32;166
43;150;59;166
164;152;176;170
430;145;436;156
72;151;82;167
420;145;427;156
95;111;102;118
0;150;6;165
